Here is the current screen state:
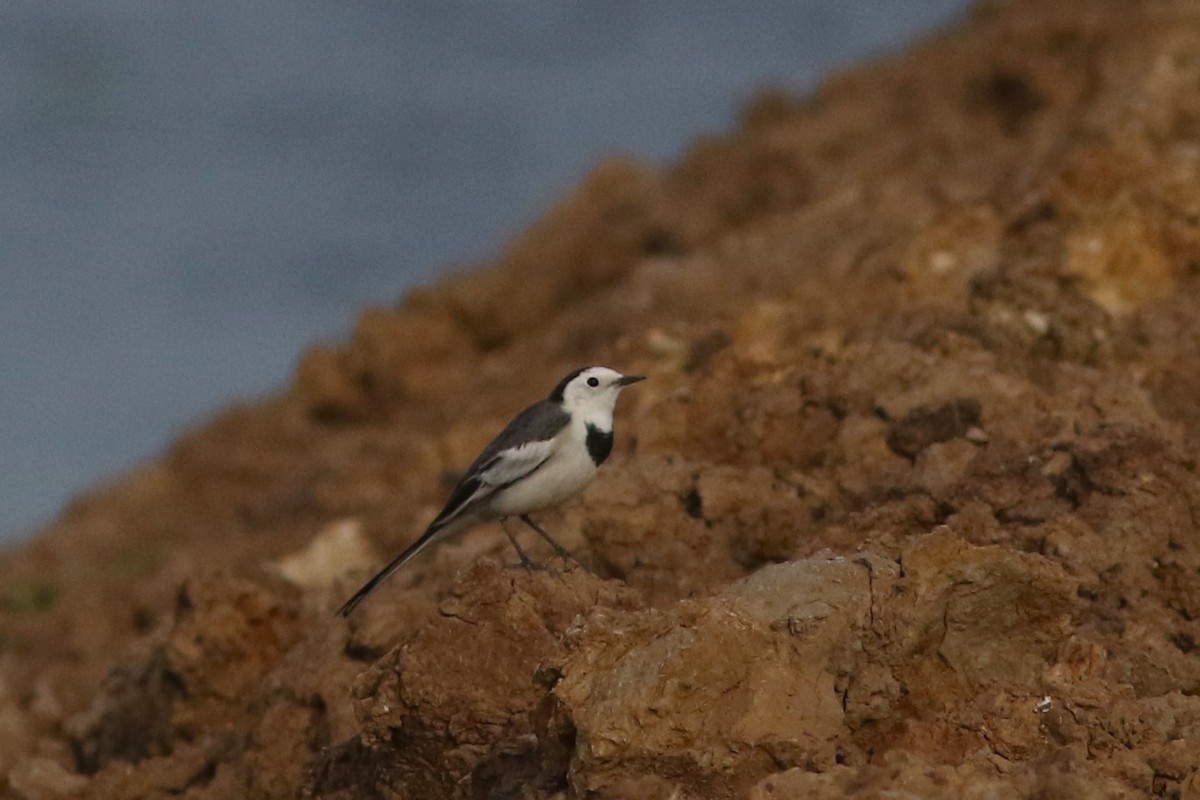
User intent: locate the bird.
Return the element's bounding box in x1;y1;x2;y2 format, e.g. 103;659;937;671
337;366;644;616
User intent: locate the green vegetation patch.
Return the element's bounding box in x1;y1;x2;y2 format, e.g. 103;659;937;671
1;581;59;613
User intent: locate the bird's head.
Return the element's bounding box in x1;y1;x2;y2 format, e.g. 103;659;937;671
550;366;644;418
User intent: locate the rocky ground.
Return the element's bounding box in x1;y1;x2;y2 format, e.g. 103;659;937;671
4;0;1200;797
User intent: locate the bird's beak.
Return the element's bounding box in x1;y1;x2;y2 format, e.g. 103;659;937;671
616;374;646;386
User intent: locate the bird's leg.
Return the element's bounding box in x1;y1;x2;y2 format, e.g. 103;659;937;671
519;515;591;572
499;517;540;570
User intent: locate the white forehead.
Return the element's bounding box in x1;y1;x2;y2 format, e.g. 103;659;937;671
574;366;621;385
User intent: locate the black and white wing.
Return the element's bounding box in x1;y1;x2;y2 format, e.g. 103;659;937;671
337;399;569;617
428;399;570;527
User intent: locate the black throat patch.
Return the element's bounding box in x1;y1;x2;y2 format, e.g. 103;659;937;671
585;423;614;466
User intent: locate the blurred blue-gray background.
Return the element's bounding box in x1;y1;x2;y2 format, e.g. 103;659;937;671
0;1;971;543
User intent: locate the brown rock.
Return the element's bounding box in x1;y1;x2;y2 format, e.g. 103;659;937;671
8;757;88;799
555;558;869;796
340;563;637;798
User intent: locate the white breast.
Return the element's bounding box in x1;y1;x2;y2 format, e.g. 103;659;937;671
488;419;601;516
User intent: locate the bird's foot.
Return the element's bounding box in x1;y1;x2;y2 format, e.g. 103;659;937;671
500;518;544;571
519;515;594;574
512;550;547;571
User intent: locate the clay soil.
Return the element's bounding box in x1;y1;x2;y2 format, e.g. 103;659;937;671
5;1;1200;797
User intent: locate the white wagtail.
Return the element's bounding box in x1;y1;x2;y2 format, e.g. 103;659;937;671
337;366;644;616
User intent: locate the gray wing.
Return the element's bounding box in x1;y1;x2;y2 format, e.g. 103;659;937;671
464;400;570;475
428;400;570;527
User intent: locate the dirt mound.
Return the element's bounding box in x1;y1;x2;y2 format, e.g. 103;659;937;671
5;0;1200;797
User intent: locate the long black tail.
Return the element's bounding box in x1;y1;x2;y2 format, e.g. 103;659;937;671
336;523;444;617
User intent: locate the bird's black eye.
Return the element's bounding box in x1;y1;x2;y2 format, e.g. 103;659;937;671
586;377;599;387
